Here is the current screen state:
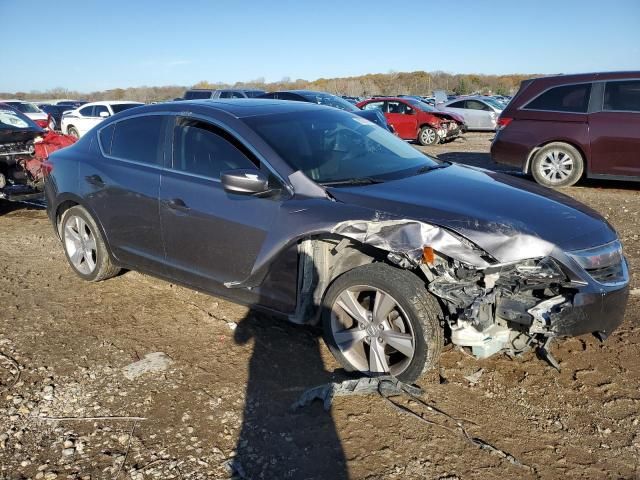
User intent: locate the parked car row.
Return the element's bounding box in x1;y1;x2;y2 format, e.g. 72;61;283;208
42;97;630;382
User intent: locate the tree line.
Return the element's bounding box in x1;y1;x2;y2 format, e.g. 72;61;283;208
1;70;540;103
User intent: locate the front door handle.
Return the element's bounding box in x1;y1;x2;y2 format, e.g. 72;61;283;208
165;198;190;211
85;174;105;187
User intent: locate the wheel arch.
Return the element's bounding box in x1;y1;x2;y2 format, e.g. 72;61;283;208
524;140;588;175
53;194;118;264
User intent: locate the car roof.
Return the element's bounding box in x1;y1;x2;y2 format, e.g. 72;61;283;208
527;71;640;84
80;101;144;107
134;98;329;118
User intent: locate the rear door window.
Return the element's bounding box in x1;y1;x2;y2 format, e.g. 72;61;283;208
448;101;466;108
525;83;592;113
603;80;640;112
465;100;490;111
79;106;95;117
110;115;165;165
172;117;257;179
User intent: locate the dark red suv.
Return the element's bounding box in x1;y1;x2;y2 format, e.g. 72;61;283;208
491;71;640;187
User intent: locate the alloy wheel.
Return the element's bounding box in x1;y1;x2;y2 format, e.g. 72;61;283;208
64;215;97;275
330;285;415;376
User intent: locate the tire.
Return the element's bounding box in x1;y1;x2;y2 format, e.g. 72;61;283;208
530;142;584;188
67;126;79;138
322;263;443;383
418;126;439;146
59;205;120;282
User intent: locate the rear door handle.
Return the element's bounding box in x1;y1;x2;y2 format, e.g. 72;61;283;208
165;198;190;211
85;174;105;187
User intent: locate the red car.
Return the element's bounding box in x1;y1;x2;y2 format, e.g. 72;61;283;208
491;71;640;187
357;97;464;145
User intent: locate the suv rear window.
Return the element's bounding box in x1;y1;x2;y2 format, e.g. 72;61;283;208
524;83;592;113
603;80;640;112
184;90;213;100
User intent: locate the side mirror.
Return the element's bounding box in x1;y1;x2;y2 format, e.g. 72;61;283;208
221;169;269;195
99;111;110;118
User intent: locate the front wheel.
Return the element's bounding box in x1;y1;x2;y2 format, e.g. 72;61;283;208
322;263;443;383
418;126;439;146
530;142;584;187
60;205;120;282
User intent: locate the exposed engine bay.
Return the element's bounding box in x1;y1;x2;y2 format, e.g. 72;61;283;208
0;105;75;201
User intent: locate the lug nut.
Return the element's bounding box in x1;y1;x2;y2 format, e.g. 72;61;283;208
377;337;384;344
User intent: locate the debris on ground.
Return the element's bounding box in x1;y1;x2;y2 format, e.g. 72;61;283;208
463;368;484;385
292;376;422;411
122;352;173;380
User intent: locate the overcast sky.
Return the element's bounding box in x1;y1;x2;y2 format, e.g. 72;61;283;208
2;0;639;92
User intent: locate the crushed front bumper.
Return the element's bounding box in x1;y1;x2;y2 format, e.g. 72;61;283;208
546;282;629;338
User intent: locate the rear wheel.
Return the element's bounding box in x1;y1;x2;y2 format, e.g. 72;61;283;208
531;142;583;187
60;205;120;282
322;263;443;383
418;126;439;146
67;126;79;138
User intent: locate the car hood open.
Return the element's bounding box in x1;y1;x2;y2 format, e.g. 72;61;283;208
327;164;617;261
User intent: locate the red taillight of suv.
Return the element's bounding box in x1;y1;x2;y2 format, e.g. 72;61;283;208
497;117;513;130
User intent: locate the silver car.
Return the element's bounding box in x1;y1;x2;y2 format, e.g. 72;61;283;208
438;96;504;131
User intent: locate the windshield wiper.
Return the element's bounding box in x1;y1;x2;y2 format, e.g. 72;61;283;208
415;161;451;175
320;177;385;187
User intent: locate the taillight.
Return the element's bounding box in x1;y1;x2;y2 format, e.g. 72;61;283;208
35;119;48;128
497;117;513;129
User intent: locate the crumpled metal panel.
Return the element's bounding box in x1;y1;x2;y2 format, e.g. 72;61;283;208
332;219;491;267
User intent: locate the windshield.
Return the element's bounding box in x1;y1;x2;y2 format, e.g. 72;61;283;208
482;98;504;110
6;102;41;114
111;103;143;114
0;107;38;130
299;93;358;112
405;99;437;112
244;109;438;184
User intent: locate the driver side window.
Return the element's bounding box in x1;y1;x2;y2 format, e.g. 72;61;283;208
172;117;257;179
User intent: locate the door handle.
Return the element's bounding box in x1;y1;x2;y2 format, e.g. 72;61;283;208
165;198;190;211
85;174;105;187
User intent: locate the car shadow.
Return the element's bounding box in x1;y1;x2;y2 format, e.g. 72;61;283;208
232;253;350;479
0;199;46;216
435;151;523;175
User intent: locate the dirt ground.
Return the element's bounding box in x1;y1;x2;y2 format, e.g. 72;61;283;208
1;132;639;480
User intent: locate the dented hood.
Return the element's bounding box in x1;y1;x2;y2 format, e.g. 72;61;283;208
327;164;616;261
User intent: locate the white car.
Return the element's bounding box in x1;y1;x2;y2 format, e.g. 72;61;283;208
1;100;53;129
438;96;504;131
60;101;143;138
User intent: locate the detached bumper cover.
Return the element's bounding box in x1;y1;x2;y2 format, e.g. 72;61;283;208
548;284;629;337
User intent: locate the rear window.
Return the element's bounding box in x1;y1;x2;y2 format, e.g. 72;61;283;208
111;103;142;114
110;115;164;165
525;83;591;113
184;90;213;100
603;80;640;112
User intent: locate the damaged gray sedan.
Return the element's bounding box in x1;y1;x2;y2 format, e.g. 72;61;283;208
44;100;629;382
